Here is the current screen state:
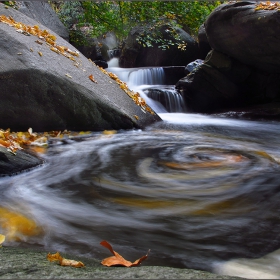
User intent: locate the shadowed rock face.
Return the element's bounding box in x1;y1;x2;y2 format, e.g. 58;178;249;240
0;4;161;132
119;25;199;68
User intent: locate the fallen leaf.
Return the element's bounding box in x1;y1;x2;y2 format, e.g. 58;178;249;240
134;115;139;120
100;240;150;267
47;252;85;268
102;130;117;135
38;51;43;57
35;40;43;45
0;207;41;241
0;234;5;247
89;74;97;83
65;73;72;78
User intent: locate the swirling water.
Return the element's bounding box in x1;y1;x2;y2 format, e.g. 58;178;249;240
1;113;280;278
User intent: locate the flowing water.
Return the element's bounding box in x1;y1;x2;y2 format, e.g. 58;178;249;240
1;65;280;278
1;114;280;278
106;65;185;113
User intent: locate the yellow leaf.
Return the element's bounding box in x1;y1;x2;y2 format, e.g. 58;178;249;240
47;252;85;268
102;130;117;135
38;51;43;57
0;234;5;247
0;207;41;241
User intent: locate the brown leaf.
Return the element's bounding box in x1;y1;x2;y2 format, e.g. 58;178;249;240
47;252;85;268
89;74;98;83
100;240;149;267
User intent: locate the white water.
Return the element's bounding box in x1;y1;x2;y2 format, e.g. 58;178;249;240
107;58;184;113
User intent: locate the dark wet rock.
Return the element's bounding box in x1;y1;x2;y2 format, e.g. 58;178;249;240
119;24;199;68
93;59;108;69
16;1;69;41
177;48;280;113
0;246;240;279
212;102;280;121
176;63;239;113
197;24;211;59
205;1;280;73
71;31;119;62
0;4;160;132
0;147;44;177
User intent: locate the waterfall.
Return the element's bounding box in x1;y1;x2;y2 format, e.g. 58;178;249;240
107;58;186;113
144;86;186;113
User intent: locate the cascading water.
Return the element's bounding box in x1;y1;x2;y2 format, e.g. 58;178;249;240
107;59;186;113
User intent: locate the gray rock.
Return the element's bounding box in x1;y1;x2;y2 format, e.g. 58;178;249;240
0;4;160;132
16;1;69;41
0;246;239;279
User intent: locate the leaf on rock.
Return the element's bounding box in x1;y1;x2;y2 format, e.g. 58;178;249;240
47;252;85;268
100;240;150;267
89;74;97;83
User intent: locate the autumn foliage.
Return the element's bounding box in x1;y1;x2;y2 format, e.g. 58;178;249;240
255;1;280;10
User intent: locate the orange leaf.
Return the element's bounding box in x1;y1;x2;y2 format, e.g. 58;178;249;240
100;240;149;267
89;74;97;83
47;252;85;268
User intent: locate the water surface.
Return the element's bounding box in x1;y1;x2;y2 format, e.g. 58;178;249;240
1;113;280;278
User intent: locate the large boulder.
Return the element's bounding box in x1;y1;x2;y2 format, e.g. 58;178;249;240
16;1;69;41
0;4;160;132
205;1;280;73
176;49;280;113
119;24;199;68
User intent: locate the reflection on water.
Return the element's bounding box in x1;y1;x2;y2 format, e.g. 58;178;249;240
1;113;280;278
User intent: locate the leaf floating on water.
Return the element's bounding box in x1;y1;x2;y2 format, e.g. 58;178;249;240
102;130;117;135
100;240;150;267
0;207;41;241
0;234;5;247
89;74;98;83
47;252;85;268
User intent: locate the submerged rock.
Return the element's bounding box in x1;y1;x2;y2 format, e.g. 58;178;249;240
0;146;44;177
0;4;160;132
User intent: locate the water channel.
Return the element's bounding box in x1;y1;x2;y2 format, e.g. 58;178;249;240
1;65;280;278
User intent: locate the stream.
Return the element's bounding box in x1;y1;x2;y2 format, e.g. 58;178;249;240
1;65;280;279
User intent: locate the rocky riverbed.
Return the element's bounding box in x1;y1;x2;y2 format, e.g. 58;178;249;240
0;246;240;279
